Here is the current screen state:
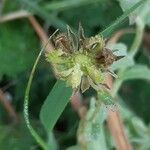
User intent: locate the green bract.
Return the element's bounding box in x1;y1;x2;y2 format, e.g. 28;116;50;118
46;25;121;92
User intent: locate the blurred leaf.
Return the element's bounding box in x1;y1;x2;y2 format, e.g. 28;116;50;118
87;99;107;150
77;98;107;150
0;21;38;76
67;145;81;150
2;0;19;12
0;118;37;150
87;126;107;150
118;0;150;25
0;0;5;14
119;97;150;150
100;0;146;37
40;80;72;132
60;0;122;35
120;65;150;81
47;132;58;150
20;0;67;30
0;0;150;149
86;98;107;123
120;79;150;123
110;55;134;71
108;43;135;71
107;43;127;56
44;0;102;12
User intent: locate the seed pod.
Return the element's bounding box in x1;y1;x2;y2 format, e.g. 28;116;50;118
46;25;124;92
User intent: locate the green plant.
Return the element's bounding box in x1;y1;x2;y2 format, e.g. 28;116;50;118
22;0;150;150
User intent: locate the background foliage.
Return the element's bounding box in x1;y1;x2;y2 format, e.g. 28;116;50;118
0;0;149;149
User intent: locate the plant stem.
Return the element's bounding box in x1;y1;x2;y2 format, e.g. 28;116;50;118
28;16;54;52
0;10;30;23
0;89;18;123
24;30;58;150
111;79;122;98
105;75;132;150
24;49;47;150
106;17;144;150
129;17;144;57
107;108;131;150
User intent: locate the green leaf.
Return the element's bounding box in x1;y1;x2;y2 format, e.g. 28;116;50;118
118;0;150;25
67;145;81;150
108;43;133;71
0;119;36;150
110;55;134;71
40;80;72;132
60;0;121;35
44;0;102;12
120;65;150;81
19;0;67;30
77;98;107;150
47;132;58;150
107;43;127;56
87;126;107;150
100;0;146;37
0;22;38;76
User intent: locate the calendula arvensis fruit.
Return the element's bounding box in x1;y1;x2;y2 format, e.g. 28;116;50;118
46;24;123;92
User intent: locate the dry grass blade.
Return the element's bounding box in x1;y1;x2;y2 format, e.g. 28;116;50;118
0;10;30;23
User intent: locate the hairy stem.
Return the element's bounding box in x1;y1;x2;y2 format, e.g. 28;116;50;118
24;30;58;150
105;75;132;150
